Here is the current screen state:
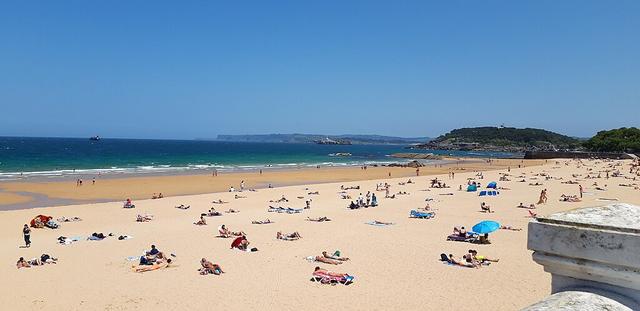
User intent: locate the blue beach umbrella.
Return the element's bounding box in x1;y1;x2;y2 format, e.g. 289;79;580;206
472;220;501;234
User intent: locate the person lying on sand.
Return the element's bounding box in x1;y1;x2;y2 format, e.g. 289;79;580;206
276;231;302;241
308;191;319;195
234;194;246;199
314;256;343;265
340;193;352;199
88;232;111;240
445;254;477;268
322;251;349;261
469;249;499;263
500;225;522;231
175;204;190;209
480;202;493;213
516;203;536;209
559;194;581;202
199;258;224;275
212;199;228;204
206;208;222;216
57;216;82;222
134;259;171;273
252;219;273;224
136;214;153;222
313;266;351;279
371;220;393;225
225;209;239;213
218;225;245;238
194;216;207;225
270;195;288;203
307;216;331;222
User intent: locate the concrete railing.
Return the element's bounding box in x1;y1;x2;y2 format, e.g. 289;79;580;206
522;203;640;311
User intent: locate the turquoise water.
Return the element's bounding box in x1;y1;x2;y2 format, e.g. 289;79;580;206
0;137;519;180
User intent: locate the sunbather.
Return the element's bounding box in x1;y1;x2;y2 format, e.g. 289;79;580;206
134;259;171;273
218;225;245;238
469;249;499;263
277;231;302;241
194;216;207;225
206;208;222;216
16;257;30;268
175;204;190;209
307;216;331;222
252;219;273;224
314;256;343;265
225;208;239;213
322;251;349;261
212;199;228;204
136;214;153;222
480;202;493;213
312;266;353;282
199;258;224;275
500;225;522;231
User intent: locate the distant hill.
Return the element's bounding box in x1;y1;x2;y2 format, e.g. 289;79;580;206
412;127;580;152
213;134;430;145
583;127;640;153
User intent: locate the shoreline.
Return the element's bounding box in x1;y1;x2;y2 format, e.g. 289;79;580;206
0;158;539;210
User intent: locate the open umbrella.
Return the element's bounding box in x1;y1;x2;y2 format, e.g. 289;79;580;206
472;220;500;234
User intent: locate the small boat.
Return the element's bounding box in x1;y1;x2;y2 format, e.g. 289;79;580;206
329;153;352;157
89;136;101;141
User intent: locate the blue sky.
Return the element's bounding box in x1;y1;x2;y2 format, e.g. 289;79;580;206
0;1;638;139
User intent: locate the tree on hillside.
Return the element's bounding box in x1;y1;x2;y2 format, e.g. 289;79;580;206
583;127;640;153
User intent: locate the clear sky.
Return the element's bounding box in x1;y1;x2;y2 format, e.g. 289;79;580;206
1;1;638;139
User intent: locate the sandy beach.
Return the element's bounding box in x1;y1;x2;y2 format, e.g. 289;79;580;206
2;158;639;310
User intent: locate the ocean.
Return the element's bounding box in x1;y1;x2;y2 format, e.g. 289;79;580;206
0;137;519;181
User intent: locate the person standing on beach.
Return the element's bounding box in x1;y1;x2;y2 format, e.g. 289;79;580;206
416;168;420;176
23;224;31;248
240;180;245;192
579;184;583;198
92;177;96;185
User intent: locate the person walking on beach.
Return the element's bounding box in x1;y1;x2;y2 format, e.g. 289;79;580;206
416;168;420;176
240;180;245;192
23;224;31;248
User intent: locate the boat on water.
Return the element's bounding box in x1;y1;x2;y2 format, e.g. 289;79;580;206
328;152;352;157
89;136;101;141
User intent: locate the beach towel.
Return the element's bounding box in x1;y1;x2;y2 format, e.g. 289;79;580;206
479;191;487;196
410;210;434;219
446;234;477;243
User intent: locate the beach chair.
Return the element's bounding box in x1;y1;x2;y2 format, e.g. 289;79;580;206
311;271;355;285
